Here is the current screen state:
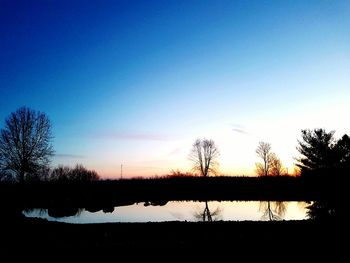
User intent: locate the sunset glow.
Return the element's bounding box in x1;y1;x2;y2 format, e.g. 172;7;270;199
1;0;349;178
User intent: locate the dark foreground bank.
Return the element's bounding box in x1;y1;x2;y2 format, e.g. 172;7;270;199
1;217;346;253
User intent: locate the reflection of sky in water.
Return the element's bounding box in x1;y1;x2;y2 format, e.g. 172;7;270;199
24;201;308;224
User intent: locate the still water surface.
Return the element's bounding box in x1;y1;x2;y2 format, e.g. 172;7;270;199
24;201;308;223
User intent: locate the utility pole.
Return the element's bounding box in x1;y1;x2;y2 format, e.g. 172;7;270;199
121;164;123;179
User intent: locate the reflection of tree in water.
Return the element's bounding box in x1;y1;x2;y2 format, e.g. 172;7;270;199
194;201;222;222
23;207;83;218
297;201;308;210
48;207;83;218
306;200;345;220
259;201;287;221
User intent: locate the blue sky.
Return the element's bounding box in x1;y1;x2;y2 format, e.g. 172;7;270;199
1;0;350;178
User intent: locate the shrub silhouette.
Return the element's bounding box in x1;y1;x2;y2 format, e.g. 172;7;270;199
48;164;100;182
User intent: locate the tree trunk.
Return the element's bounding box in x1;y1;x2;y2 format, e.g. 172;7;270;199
19;170;25;183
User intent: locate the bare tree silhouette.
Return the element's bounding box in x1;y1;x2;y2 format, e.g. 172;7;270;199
270;153;286;176
49;164;100;181
255;142;272;177
194;201;222;222
255;142;286;176
259;201;287;221
189;138;220;177
0;107;54;182
274;201;287;217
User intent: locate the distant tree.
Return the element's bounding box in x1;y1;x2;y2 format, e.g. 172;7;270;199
48;164;100;182
0;107;54;182
296;129;336;176
49;165;72;181
255;142;286;176
255;142;272;176
270;153;286;176
69;164;100;181
189;138;220;177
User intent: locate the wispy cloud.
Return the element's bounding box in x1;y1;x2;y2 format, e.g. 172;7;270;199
232;128;249;134
97;131;173;141
54;153;84;158
231;124;250;135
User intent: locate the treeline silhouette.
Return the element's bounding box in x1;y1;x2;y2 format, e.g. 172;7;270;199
0;164;100;183
45;164;100;182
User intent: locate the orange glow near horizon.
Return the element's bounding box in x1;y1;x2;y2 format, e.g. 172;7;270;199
94;160;300;179
3;1;350;183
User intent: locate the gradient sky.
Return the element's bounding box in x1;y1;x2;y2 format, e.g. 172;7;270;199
1;0;350;178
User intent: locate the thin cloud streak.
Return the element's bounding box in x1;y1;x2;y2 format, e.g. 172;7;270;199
231;124;250;135
232;128;249;135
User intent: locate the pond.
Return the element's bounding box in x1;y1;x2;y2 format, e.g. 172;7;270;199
24;201;308;223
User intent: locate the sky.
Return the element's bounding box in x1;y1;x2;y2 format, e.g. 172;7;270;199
1;0;350;178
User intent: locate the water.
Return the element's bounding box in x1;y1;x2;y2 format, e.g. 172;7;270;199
24;201;308;223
